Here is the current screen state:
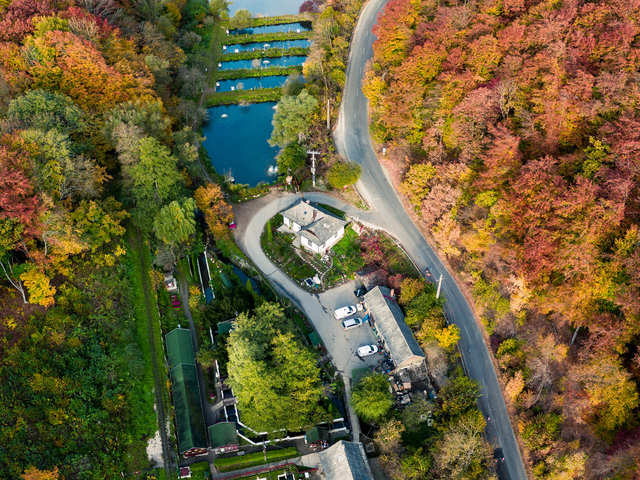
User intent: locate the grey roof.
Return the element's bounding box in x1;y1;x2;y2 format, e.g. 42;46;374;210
364;286;424;369
319;441;374;480
281;198;348;247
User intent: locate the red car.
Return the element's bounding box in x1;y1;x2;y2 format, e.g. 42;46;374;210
170;294;181;309
228;221;237;230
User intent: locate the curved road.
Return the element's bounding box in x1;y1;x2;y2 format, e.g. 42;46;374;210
332;0;528;478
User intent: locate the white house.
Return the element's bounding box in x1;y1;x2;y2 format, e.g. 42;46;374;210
280;198;348;254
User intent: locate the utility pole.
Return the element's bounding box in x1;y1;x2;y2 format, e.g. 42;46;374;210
307;150;321;187
327;99;330;130
436;274;443;299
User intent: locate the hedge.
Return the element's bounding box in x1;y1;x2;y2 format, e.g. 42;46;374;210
214;447;299;472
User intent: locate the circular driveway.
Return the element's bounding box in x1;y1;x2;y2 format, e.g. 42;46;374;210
240;193;383;376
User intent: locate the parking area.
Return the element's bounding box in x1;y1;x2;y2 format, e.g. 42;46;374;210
311;281;381;375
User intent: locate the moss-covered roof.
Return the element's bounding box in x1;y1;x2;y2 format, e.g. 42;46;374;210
171;363;207;453
208;422;238;449
166;328;195;368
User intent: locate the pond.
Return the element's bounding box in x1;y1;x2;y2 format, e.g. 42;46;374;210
202;103;279;186
229;22;312;35
219;55;306;71
215;75;288;92
230;0;303;16
223;39;311;53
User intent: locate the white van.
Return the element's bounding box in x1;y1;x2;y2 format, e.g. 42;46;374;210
334;305;357;320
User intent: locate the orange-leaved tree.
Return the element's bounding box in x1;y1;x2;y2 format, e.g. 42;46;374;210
194;183;233;239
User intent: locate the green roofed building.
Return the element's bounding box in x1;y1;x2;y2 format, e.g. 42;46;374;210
165;327;207;455
308;332;321;347
305;426;329;444
217;319;235;334
166;328;195;369
208;422;239;452
171;363;207;454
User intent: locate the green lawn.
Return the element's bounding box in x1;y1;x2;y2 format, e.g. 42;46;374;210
227;464;299;480
214;447;299;472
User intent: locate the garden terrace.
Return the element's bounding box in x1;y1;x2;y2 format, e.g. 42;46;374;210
222;31;311;45
215;65;303;81
205;88;282;107
219;46;310;61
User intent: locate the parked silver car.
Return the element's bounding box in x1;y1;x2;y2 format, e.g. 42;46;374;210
342;318;363;331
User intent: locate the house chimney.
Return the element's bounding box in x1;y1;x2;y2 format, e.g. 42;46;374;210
312;210;317;221
390;289;395;299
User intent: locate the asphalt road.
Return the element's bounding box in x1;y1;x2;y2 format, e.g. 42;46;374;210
333;0;528;478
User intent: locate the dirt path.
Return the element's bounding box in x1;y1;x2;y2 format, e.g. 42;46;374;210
133;230;172;479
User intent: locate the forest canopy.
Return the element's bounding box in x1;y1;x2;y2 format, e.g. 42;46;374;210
365;0;640;477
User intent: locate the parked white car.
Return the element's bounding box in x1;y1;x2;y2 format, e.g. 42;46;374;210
334;305;357;320
357;345;379;357
342;318;363;331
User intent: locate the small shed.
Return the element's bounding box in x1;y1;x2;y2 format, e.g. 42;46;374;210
217;319;235;334
165;273;179;292
308;332;322;348
305;426;329;444
208;422;239;451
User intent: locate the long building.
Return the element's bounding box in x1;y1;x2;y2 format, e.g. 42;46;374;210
166;328;207;456
363;286;426;372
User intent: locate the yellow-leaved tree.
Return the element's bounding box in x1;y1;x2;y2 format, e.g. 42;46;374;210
194;183;233;239
20;268;56;307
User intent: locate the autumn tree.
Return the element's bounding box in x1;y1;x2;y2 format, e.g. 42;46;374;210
21;466;59;480
327;160;362;188
573;357;639;436
20;267;56;307
194;183;233;239
400;163;437;207
433;411;493;480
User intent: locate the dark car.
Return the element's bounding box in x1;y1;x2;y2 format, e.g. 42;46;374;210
354;286;367;297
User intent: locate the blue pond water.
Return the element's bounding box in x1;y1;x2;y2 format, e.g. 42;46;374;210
219;55;306;71
216;75;288;92
202;103;279;186
223;39;311;53
230;0;302;16
229;22;312;35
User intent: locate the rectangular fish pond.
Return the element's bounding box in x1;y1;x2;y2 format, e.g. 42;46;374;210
223;39;311;53
215;75;288;92
229;22;312;35
202;103;280;186
219;55;306;71
229;0;303;16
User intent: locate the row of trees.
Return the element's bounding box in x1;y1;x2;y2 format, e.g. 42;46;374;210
260;0;364;190
0;0;237;477
364;0;640;476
